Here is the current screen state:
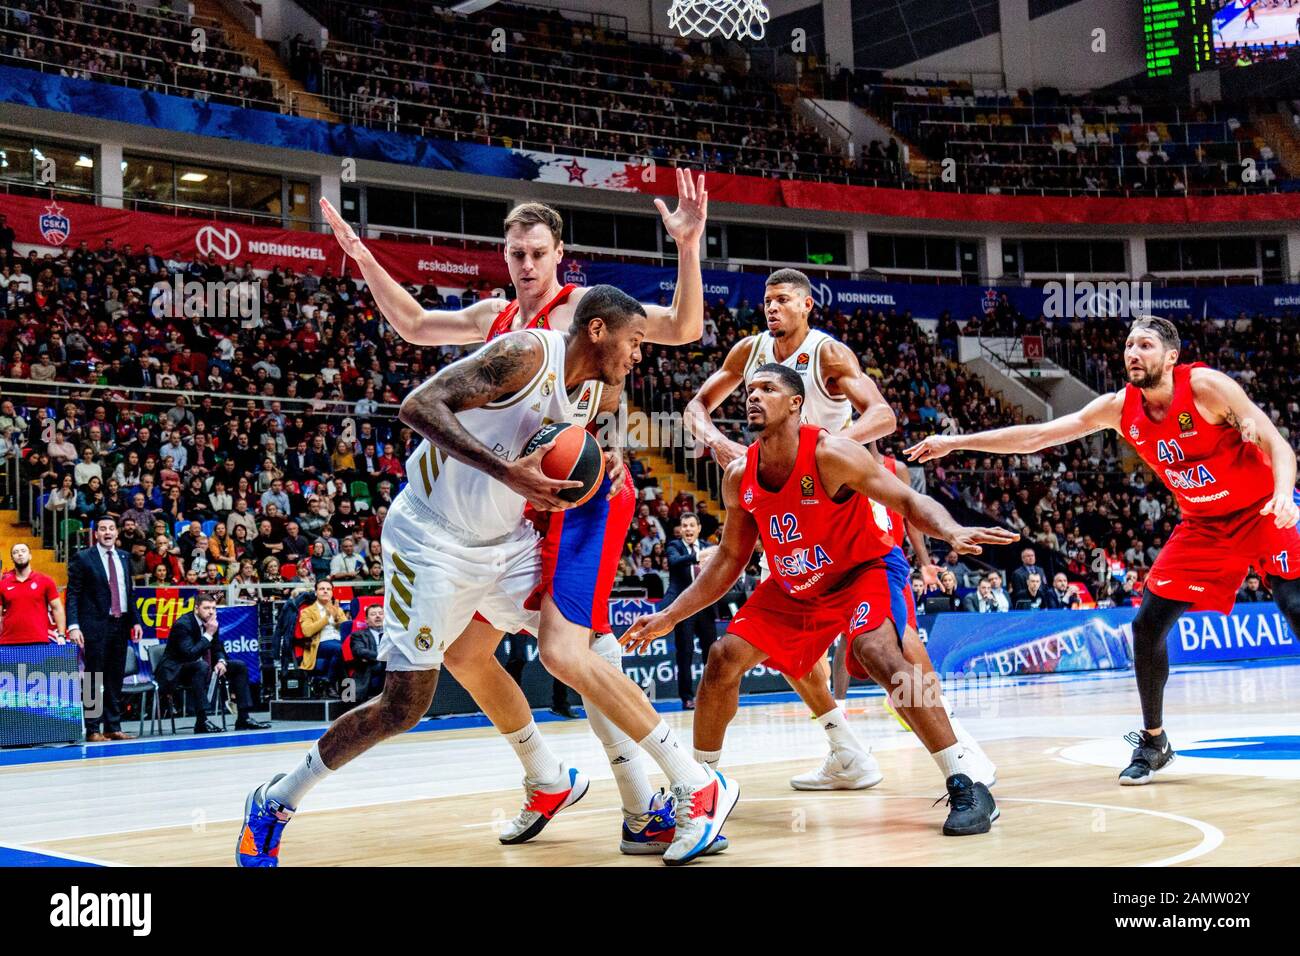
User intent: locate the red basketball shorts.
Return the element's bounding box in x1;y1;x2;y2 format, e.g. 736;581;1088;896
1146;491;1300;614
726;547;916;681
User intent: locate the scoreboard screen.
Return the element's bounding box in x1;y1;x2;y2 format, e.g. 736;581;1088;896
1145;1;1300;77
1142;1;1214;77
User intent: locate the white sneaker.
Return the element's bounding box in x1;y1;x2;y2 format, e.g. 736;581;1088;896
664;766;739;866
498;762;589;845
790;748;884;791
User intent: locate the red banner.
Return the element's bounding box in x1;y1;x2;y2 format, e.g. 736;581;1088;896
5;193;511;287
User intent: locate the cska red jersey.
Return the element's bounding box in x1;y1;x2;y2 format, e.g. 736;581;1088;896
740;424;894;599
1121;362;1276;519
486;283;577;341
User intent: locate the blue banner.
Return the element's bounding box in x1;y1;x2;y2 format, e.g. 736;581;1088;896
133;588;261;685
924;603;1298;677
562;259;1300;321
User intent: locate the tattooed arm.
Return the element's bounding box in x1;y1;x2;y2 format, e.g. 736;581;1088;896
1192;366;1298;529
399;332;582;510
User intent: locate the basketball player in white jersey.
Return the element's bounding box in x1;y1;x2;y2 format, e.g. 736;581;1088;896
238;287;737;867
685;268;995;790
320;174;721;856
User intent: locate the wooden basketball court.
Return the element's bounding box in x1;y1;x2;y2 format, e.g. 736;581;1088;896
4;662;1298;867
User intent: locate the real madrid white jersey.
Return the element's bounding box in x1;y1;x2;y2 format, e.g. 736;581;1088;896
741;327;852;433
401;328;605;541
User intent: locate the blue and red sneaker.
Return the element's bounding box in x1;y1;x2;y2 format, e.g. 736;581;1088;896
236;773;294;867
499;762;590;845
621;789;729;856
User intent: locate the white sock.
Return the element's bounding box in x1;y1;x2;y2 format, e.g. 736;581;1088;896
505;720;562;785
932;742;967;780
940;693;956;718
267;742;332;809
693;747;722;769
639;720;709;787
815;707;866;754
586;633;656;813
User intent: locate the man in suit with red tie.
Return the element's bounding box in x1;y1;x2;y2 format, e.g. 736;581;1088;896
664;513;718;710
66;517;142;741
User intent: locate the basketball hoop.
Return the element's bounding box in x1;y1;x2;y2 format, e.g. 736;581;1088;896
668;0;770;41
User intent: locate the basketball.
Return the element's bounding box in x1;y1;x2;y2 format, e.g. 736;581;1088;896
523;422;605;505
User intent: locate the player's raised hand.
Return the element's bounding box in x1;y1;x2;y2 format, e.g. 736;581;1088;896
620;610;675;653
654;168;708;247
505;440;583;512
1260;490;1300;530
710;436;747;468
904;434;955;463
320;197;368;260
947;526;1020;555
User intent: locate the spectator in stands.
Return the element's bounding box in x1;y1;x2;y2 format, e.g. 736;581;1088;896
1011;547;1046;599
1045;573;1082;610
941;548;977;587
260;477;290;515
963;577;1001;613
1013;573;1048;610
280;521;310;565
329;536;366;581
298;579;349;691
986;571;1011;612
927;570;963;613
1236;573;1272;603
309;540;333;582
206;523;238;577
227;497;257;541
344;603;386;702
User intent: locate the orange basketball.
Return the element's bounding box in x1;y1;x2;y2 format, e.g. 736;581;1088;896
523;422;606;506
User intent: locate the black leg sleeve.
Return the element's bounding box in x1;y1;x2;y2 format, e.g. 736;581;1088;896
1130;590;1193;730
1269;575;1300;640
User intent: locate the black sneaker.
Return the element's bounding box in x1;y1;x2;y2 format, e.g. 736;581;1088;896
938;773;999;836
1119;731;1175;785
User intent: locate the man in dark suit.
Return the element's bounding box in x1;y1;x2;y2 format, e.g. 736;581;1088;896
663;513;717;710
66;517;142;741
342;603;386;703
156;592;269;732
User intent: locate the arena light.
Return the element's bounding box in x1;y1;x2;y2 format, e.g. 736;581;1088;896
180;172;209;183
449;0;501;13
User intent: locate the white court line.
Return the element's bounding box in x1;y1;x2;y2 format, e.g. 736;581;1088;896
462;794;1224;867
1;843;125;867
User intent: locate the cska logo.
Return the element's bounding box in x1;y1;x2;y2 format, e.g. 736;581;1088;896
800;474;814;497
39;201;71;245
1177;411;1194;432
1129;424;1140;440
743;487;753;505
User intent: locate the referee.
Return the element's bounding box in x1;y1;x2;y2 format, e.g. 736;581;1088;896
0;543;65;644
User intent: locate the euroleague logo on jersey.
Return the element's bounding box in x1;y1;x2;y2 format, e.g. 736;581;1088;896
1178;411;1194;433
795;352;810;372
800;474;815;501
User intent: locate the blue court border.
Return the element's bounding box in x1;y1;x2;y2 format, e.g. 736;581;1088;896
1;659;1294;768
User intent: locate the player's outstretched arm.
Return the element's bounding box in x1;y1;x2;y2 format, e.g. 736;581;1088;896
398;332;581;511
820;341;897;444
1192;367;1299;529
641;168;707;346
684;335;754;468
620;459;757;652
819;436;1020;555
904;391;1124;462
320;197;503;345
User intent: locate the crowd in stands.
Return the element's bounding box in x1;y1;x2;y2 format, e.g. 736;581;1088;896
1;0;278;109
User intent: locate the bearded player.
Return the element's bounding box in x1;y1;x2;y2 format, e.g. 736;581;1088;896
907;315;1300;785
684;268;992;790
320;172;719;855
624;365;1016;841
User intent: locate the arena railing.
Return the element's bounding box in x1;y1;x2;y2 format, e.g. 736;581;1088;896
0;31;286;113
1;0;227;38
299;79;855;178
0;4;257;71
311;59;801;153
317;29;785;120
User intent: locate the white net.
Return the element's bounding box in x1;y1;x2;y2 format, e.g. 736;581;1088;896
668;0;770;40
